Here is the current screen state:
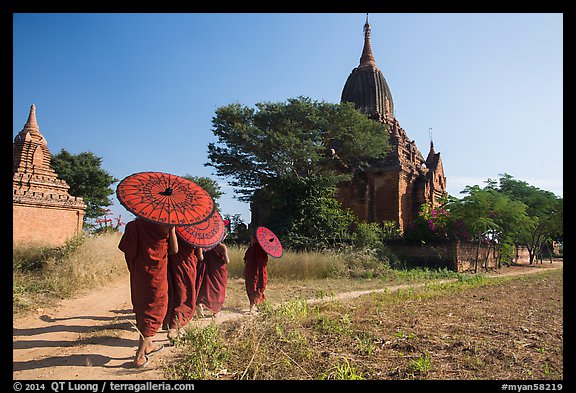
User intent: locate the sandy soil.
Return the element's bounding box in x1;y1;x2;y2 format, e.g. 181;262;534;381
12;259;563;380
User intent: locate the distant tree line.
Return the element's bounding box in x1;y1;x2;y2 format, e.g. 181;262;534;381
405;174;562;267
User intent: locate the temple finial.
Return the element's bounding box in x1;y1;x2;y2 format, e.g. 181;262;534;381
24;104;40;132
360;14;376;68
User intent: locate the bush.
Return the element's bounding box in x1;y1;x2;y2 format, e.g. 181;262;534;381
351;222;383;249
13;233;126;314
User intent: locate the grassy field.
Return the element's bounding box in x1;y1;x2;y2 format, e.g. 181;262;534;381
166;269;563;380
13;233;126;315
12;234;563;380
12;235;459;315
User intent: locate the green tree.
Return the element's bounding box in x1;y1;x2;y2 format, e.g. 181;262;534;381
444;184;530;271
206;96;391;250
182;174;223;209
496;174;563;264
206;96;391;202
259;175;356;250
51;149;118;223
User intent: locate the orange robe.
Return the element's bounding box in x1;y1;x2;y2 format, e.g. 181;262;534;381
243;243;269;305
164;237;198;330
118;218;169;337
197;245;228;313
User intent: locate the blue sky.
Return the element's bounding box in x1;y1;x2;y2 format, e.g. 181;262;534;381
12;13;563;225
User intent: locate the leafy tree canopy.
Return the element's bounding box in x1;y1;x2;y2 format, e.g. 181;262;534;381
182;174;224;210
206;96;391;202
51;149;118;221
259;174;356;250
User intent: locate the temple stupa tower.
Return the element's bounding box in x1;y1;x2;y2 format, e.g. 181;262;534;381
337;15;447;232
13;104;86;246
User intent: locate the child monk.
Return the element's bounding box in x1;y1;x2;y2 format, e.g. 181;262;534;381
243;234;269;314
118;218;178;368
197;234;230;318
164;235;203;340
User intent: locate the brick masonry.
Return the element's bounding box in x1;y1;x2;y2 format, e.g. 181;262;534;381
336;17;447;233
386;240;531;272
13;204;84;247
13;105;86;247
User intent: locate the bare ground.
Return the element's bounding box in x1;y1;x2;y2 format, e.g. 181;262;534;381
12;259;563;380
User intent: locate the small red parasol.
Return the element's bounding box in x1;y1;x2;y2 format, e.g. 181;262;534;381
255;226;283;258
116;171;215;226
176;209;226;249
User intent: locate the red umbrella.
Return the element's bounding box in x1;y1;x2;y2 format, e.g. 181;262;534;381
176;209;226;249
116;171;215;226
255;226;283;258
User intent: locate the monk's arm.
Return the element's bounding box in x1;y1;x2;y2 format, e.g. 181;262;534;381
167;226;178;255
222;244;230;264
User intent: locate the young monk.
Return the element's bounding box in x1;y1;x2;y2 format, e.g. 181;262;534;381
164;235;203;340
197;235;230;318
243;234;269;314
118;218;178;368
194;247;206;315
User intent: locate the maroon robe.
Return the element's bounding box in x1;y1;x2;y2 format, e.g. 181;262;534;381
196;244;228;313
195;252;206;300
164;237;198;330
118;218;170;337
243;243;269;305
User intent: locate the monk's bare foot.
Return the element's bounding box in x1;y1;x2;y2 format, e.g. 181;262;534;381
197;303;206;318
145;343;164;356
167;329;178;340
133;353;149;368
168;328;186;340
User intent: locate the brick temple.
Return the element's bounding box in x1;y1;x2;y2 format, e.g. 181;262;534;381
335;16;447;232
13;104;86;246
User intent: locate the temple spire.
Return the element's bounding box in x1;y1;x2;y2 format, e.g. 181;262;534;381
359;13;376;68
23;104;40;133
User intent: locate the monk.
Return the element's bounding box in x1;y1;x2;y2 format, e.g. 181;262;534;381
197;235;230;318
118;218;178;368
243;234;269;314
164;235;203;340
194;246;206;316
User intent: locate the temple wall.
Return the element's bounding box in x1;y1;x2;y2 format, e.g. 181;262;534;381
385;240;531;272
13;203;85;247
372;171;399;224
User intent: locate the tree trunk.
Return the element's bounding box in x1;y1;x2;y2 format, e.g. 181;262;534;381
484;241;491;272
546;243;553;263
528;247;535;265
474;237;481;273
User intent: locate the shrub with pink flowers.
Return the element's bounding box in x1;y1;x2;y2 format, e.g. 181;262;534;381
404;203;451;242
93;208;125;234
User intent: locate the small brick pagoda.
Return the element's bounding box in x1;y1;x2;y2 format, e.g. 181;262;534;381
336;16;447;232
13;104;86;246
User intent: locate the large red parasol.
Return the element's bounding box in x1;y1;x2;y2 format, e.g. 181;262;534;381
176;209;226;249
116;171;215;226
255;226;283;258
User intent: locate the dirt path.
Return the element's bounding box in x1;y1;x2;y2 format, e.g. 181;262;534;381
12;260;563;380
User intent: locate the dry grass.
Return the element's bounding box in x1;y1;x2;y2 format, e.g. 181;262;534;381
171;269;563;380
13;233;127;315
226;245;347;280
12;236;459;317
